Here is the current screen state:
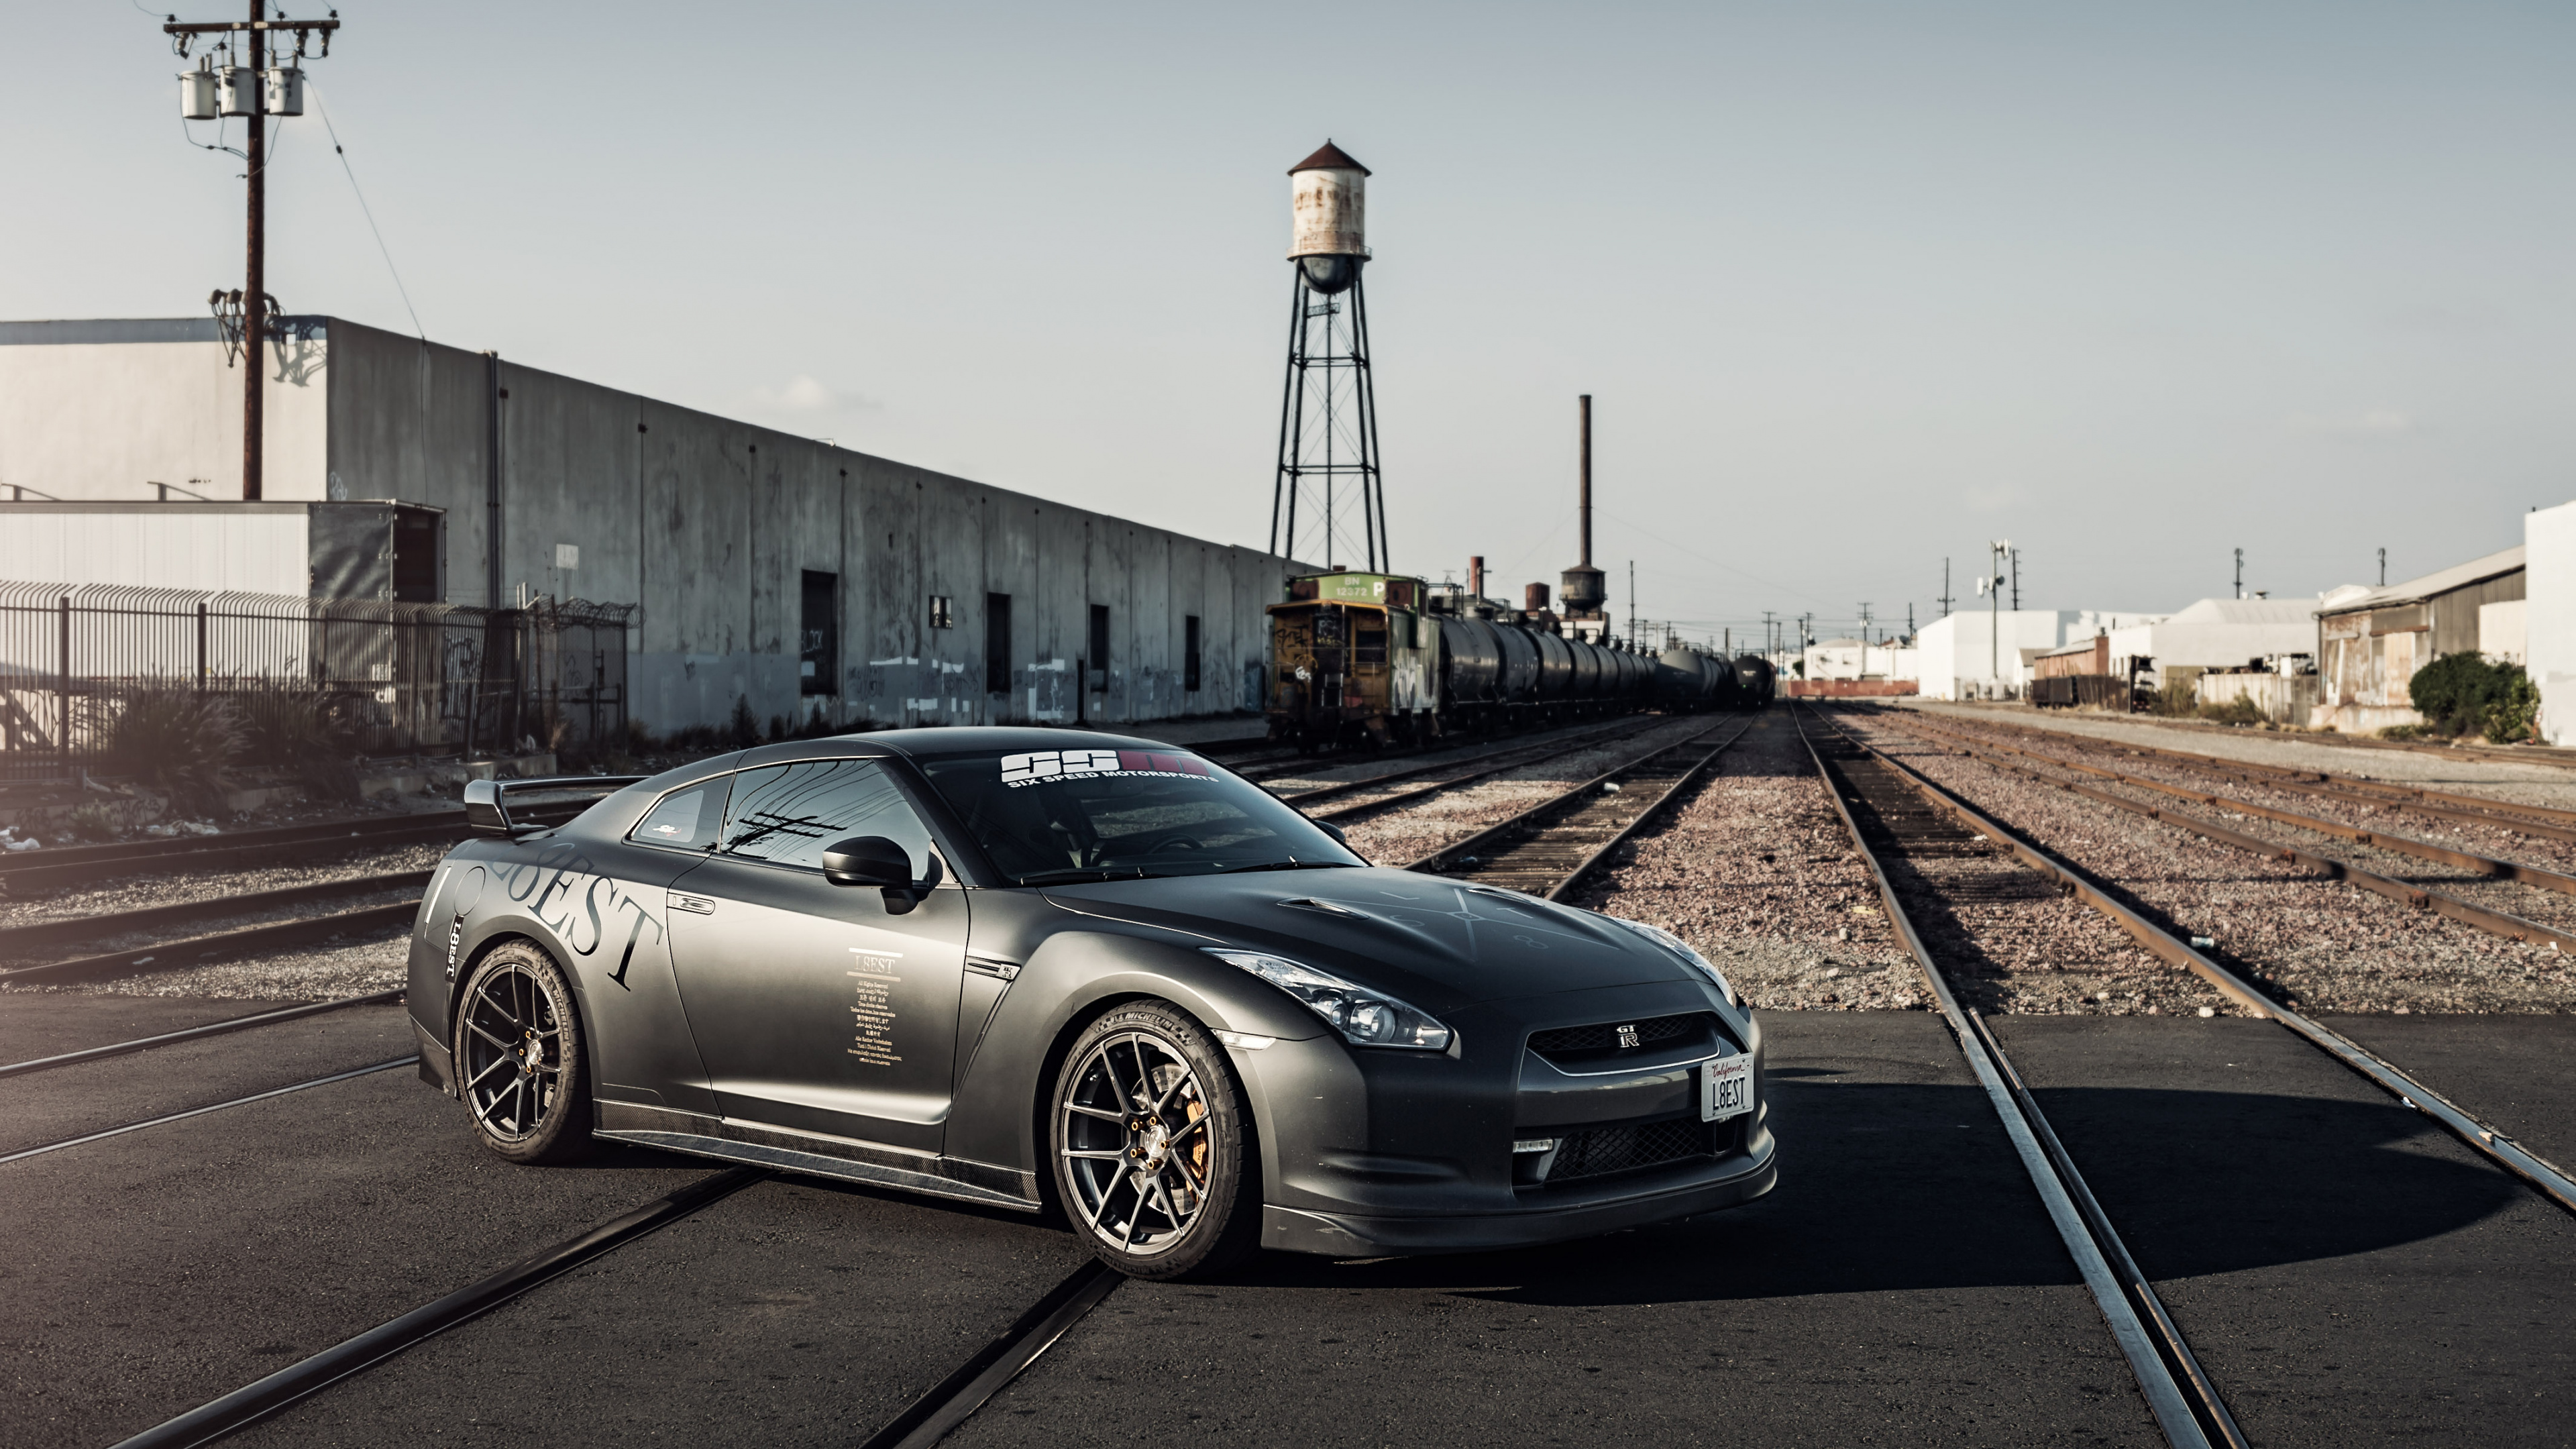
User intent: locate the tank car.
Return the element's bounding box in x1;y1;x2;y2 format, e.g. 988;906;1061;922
1733;654;1777;708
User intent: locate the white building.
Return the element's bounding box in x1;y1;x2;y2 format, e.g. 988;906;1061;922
1799;638;1919;682
2103;597;2319;682
1914;609;2163;700
2525;503;2576;744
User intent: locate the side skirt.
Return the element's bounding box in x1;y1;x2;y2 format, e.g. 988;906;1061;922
595;1101;1040;1213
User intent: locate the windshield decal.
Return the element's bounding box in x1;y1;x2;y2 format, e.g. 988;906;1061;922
1000;748;1214;788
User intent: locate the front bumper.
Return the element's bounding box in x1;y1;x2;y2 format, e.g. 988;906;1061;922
1238;978;1776;1257
1261;1114;1776;1255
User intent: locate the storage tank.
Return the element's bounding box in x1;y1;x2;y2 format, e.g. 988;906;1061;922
1288;141;1368;295
1531;631;1574;699
1438;617;1501;704
1703;650;1741;707
1657;647;1707;705
1566;639;1603;702
1493;623;1542;702
1734;654;1776;707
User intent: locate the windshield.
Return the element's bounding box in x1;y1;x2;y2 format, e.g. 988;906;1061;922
916;744;1364;885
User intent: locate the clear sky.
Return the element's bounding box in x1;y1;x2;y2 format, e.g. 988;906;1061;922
15;2;2571;645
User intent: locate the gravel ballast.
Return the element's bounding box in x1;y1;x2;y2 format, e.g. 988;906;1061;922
1837;709;2576;1015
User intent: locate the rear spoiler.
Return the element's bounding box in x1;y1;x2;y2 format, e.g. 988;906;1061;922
463;775;648;838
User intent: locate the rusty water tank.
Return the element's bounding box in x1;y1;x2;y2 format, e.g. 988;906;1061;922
1289;140;1369;294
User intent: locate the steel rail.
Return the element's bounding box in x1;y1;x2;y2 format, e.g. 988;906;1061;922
1892;720;2576;957
1811;707;2576;1217
860;1261;1122;1449
1897;720;2576;896
1402;718;1748;879
0;1055;419;1167
1900;708;2576;840
1296;718;1658;816
107;1167;769;1449
0;870;433;955
0;989;407;1080
0;900;423;986
1792;710;2226;1449
1233;706;1656;784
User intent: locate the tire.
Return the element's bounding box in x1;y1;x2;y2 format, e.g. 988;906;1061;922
1051;1001;1261;1280
454;940;594;1165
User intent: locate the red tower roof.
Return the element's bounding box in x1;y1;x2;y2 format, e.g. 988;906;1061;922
1288;140;1371;176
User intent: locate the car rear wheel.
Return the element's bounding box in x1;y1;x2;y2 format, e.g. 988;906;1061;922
455;941;593;1165
1051;1002;1260;1280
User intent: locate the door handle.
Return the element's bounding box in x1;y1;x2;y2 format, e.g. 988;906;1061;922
667;892;716;916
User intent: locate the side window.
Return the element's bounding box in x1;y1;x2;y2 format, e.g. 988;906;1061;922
718;758;936;875
629;778;728;852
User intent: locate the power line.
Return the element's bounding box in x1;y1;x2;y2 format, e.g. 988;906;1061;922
308;83;425;342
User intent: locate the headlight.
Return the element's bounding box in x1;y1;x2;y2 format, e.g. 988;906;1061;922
1601;914;1739;1008
1205;949;1454;1051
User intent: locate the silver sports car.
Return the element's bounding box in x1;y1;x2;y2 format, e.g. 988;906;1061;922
410;729;1776;1279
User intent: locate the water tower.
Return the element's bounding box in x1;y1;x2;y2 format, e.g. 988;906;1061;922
1270;141;1388;572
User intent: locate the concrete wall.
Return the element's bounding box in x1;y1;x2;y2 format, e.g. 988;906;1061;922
2528;502;2576;746
0;319;331;503
323;319;1312;734
2481;599;2527;665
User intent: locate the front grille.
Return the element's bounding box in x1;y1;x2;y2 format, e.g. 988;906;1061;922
1545;1117;1722;1184
1527;1012;1716;1069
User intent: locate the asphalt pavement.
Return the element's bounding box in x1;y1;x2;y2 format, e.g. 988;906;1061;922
1994;1015;2576;1448
5;994;2569;1448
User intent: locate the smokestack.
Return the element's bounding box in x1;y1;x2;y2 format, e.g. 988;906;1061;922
1557;395;1609;617
1578;394;1592;568
1468;555;1485;600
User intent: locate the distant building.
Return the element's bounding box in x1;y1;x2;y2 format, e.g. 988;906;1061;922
2312;545;2524;734
2522;504;2576;743
1913;609;2163;700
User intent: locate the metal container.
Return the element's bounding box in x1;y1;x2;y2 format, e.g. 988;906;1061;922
263;67;305;117
179;68;219;121
1703;651;1741;706
1656;648;1707;703
1438;618;1500;704
1493;623;1541;701
1289;142;1368;260
218;66;260;117
1567;639;1603;701
1530;631;1574;699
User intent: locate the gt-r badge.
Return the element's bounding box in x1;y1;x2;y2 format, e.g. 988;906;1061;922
1616;1023;1640;1049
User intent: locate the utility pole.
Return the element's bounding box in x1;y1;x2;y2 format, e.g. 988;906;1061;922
2010;547;2021;610
2234;548;2244;600
1940;558;1952;617
1986;539;2010;695
1627;559;1635;649
1858;602;1872;678
164;5;340;502
2378;547;2386;587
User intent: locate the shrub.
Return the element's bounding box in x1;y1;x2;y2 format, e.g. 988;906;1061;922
2485;671;2540;744
233;682;365;800
727;694;760;749
2409;652;2519;737
92;686;243;813
2196;696;2266;727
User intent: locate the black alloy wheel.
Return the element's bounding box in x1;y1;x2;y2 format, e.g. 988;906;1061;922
1052;1001;1260;1280
455;941;594;1165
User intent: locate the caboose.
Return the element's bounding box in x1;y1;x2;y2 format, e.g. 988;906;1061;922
1265;571;1437;750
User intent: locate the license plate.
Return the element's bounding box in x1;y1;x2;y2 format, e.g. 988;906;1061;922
1702;1054;1752;1123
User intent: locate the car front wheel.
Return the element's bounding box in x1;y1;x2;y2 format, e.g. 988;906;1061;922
1051;1001;1260;1279
455;941;594;1165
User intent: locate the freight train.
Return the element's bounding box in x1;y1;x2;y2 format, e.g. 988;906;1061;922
1265;570;1761;751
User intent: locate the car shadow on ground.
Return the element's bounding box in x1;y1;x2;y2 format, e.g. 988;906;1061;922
1206;1076;2521;1307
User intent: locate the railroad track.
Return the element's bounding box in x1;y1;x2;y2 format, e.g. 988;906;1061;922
1889;706;2576;842
1406;716;1753;900
0;799;593;898
1230;709;1661;785
1864;709;2576;957
1283;716;1662;816
1800;705;2576;1214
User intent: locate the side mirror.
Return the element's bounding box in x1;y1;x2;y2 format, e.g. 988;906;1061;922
1314;818;1350;848
822;836;913;889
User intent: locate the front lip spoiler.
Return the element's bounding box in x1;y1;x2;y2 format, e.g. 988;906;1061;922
1260;1132;1778;1256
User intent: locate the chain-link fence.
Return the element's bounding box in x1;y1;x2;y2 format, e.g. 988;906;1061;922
0;582;631;782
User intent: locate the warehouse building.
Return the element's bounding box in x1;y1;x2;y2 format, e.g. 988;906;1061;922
0;316;1310;735
2311;545;2524;734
